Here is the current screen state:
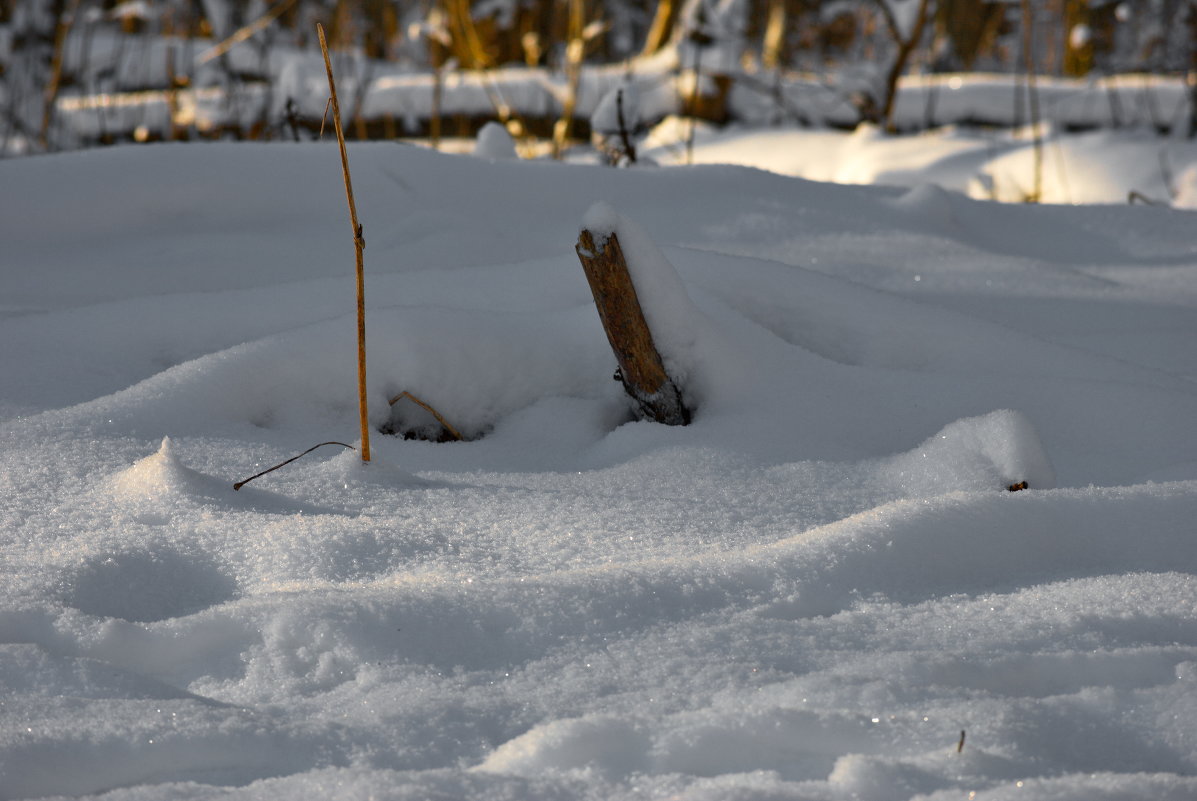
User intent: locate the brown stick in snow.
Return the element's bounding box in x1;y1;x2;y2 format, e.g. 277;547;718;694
575;228;690;426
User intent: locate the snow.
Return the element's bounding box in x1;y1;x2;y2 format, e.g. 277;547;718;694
2;138;1197;801
21;32;1194;152
650;123;1197;207
590;83;642;138
473;121;518;159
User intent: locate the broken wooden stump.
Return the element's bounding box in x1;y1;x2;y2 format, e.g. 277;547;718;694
575;227;691;426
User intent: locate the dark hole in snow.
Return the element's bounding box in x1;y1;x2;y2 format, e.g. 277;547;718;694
380;392;472;443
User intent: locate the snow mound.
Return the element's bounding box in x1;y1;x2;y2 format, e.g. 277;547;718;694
885;409;1056;493
891;180;957;214
111;437;231;500
108;435;322;515
590;84;641;137
473;121;518;159
477;715;651;778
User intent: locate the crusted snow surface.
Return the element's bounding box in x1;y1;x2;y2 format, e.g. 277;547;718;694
1;142;1196;801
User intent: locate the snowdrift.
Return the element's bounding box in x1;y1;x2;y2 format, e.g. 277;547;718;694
1;141;1196;800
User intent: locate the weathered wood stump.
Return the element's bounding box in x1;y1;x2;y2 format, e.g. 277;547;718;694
575;227;690;426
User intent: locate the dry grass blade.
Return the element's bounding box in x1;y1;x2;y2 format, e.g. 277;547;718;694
317;22;372;463
39;0;82;149
388;391;464;441
197;0;299;66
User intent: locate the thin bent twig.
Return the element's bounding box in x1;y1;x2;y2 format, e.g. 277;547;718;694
197;0;299;66
233;441;356;490
388;391;464;441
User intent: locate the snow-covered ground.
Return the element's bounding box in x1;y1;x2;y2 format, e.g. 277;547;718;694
2;138;1197;801
647;121;1197;208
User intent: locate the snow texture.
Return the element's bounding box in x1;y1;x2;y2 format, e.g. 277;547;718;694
1;139;1196;801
